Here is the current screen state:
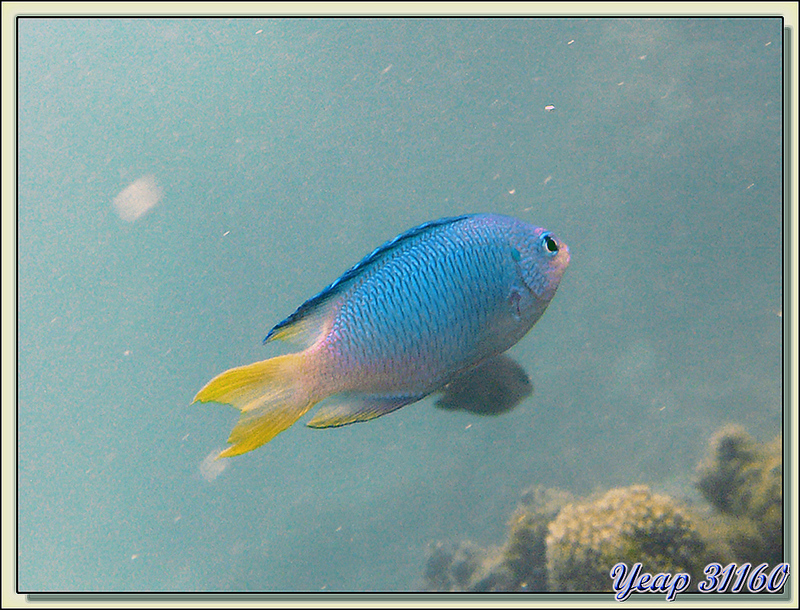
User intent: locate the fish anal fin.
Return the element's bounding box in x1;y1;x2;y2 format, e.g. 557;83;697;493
306;394;424;429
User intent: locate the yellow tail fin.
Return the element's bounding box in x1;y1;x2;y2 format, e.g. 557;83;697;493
193;353;316;458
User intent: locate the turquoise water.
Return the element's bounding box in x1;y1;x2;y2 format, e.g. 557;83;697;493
17;17;783;592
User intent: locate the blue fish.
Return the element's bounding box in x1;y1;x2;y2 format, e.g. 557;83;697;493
194;213;570;457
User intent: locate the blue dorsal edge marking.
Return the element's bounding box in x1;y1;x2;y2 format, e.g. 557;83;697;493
264;213;475;343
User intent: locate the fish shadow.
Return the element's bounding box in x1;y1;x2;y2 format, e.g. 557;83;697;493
435;354;533;417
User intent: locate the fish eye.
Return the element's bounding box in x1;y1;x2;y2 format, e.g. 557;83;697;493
542;233;559;255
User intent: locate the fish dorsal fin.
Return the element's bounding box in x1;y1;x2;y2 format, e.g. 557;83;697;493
264;214;473;346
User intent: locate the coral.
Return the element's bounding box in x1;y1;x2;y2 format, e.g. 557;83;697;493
422;540;483;591
421;425;783;593
545;485;712;592
501;486;576;591
421;487;572;592
695;425;783;565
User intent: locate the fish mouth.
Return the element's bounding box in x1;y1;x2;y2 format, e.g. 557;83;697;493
557;242;571;267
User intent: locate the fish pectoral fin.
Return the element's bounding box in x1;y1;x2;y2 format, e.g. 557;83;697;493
306;394;425;429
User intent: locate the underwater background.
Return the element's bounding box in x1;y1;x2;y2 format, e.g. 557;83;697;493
17;16;784;592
